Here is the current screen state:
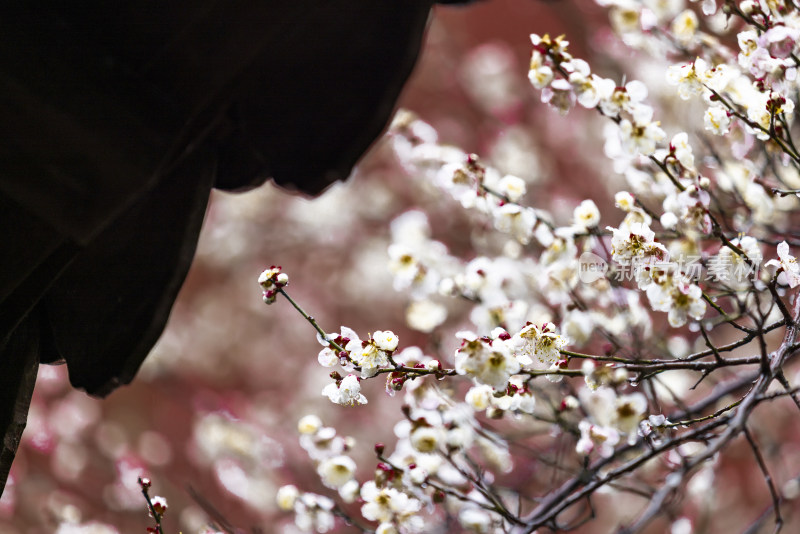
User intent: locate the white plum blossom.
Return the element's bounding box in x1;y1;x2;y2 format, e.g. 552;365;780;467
293;493;336;533
580;386;647;444
458;507;494;533
646;274;706;327
343;331;399;378
614;392;649;439
562;309;594;346
299;424;349;462
376;523;399;534
258;265;289;304
675;184;711;234
709;236;762;291
746;90;795;140
360;482;423;530
609;221;669;265
317;455;357;489
541;78;576;115
494;174;527;202
372;330;399;352
277;485;300;511
576;420;620;458
317;326;359;368
615;191;637;212
666;58;709;100
512;322;568;364
596;78;649;117
671;9;699;45
573;199;601;229
618;106;666;156
567;58;604;108
349;339;390;378
528;48;554;89
405;299;447;333
409;426;444;453
298;415;323;435
465;384;495;411
670;132;694;169
492;203;537;244
660;211;678;230
608;5;641;36
704;105;731;135
582;360;628;391
766;241;800;288
387;244;439;298
465;382;535;415
454;331;521;390
738;29;759;66
322;375;368;406
642;0;684;21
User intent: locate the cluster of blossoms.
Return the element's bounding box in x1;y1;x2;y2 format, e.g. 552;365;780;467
269;2;800;533
454;323;569;390
280;350;534;533
316;327;405;405
391;110;551;248
258;265;289;304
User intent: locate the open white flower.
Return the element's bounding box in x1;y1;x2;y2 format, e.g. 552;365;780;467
576;420;620;458
666;58;708;100
766;241;800;288
513;322;568;364
322;375;367;406
646;274;706;327
609;221;669;265
347;337;391;378
372;330;399;352
360;482;422;525
409;426;443;453
671;9;699;45
619;108;666;156
573;199;601;229
704;105;731;135
297;415;323;435
317;455;357;489
454;332;521;390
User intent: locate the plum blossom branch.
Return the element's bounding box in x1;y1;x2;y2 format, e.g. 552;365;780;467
261;3;800;533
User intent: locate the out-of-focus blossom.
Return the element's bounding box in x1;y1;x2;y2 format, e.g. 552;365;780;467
573;199;601;229
317;455;357;489
277;485;300;511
